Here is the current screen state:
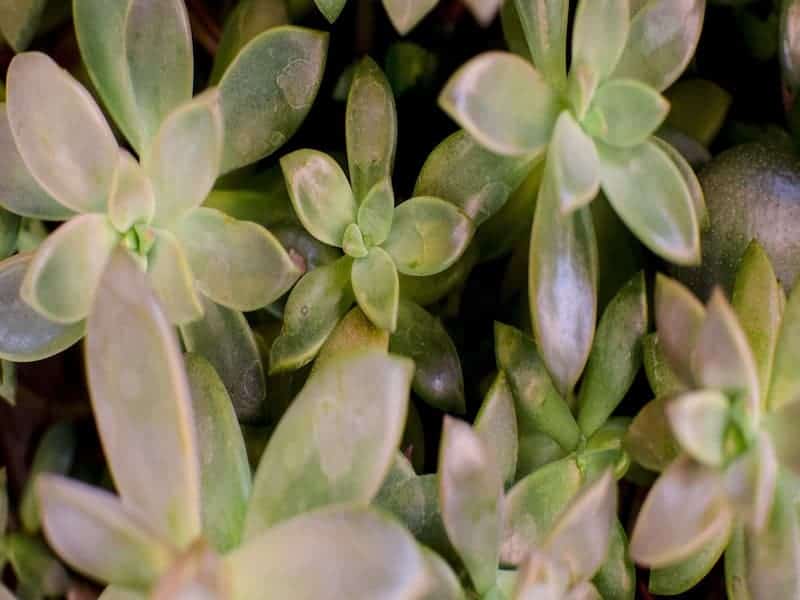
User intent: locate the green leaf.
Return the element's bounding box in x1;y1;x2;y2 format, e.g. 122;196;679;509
123;0;194;151
351;246;400;331
108;151;154;233
642;333;687;397
180;294;266;422
229;506;430;599
0;104;74;220
439;52;561;157
667;390;730;467
383;0;438;34
597;139;700;265
0;0;47;51
346;57;397;200
342;223;368;258
99;587;146;600
399;242;478;306
567;64;600;122
382;196;473;276
4;532;69;597
654;274;705;385
358;179;394;246
548;111;599;214
184;354;251;553
664;79;732;147
612;0;705;92
572;0;630;81
269;256;354;372
725;526;751;600
593;520;635;600
630;456;734;568
218;26;328;173
475;372;518;487
315;306;390;369
588;80;669;148
578;271;647;436
624;397;679;473
651;136;708;231
145;92;223;227
7;52;118;213
174;207;301;311
86;248;201;547
767;274;800;411
280;149;356;247
512;0;568;90
724;432;778;533
37;475;173;588
420;547;466;600
146;228;203;326
244;350;412;537
389;299;465;413
0;254;84;361
494;323;581;452
529;152;598;396
21;214;119;324
439;417;503;594
314;0;346;22
413;129;535;225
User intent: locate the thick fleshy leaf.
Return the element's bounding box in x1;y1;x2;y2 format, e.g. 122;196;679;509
346;57;397;200
577;271;647;436
495;323;581;451
597;139;699;265
383;0;438;34
244;350;412;537
146;229;203;326
4;532;69;597
269;256;354;372
382;196;473;276
593;520;635;600
439;52;561;157
664;78;731;148
229;506;430;599
529;154;598;396
0;104;74;220
352;247;399;332
414;129;535;225
280;149;357;247
624;397;679;473
693;290;760;417
86;249;201;546
475;372;518;487
99;587;146;600
548;112;599;215
0;0;46;51
358;179;394;246
512;0;568;90
652;136;708;231
724;526;750;600
7;52;118;213
0;254;84;362
184;354;250;553
501;457;583;566
174;207;301;311
571;0;629;81
667;390;730;467
37;475;173;588
545;471;617;582
654;274;705;385
463;0;503;26
724;433;778;533
315;306;389;370
588;80;669;148
314;0;346;22
146;92;223;227
108;152;154;233
22;214;119;324
420;548;465;600
439;417;503;594
389;299;465;413
218;26;328;172
767;275;800;411
181;294;265;422
630;456;734;568
732;241;782;407
124;0;193;151
642;334;687;397
567;64;600;122
612;0;705;92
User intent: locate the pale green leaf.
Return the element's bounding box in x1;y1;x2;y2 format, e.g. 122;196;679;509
593;520;635;600
512;0;568;90
280;149;357;247
566;64;599;122
181;294;266;422
342;223;368;258
229;506;430;599
21;214;119;324
352;246;399;332
0;0;47;51
667;390;730;467
572;0;630;81
5;532;69;597
623;397;679;473
475;372;518;487
269;256;354;372
346;57;397;200
7;52;118;213
767;274;800;411
439;417;503;594
642;333;686;397
612;0;705;92
382;196;473;276
99;586;145;600
315;306;389;370
651;136;708;231
146;229;203;326
654;274;705;385
383;0;438;34
218;26;328;172
108;151;155;233
597;139;700;265
439;51;561;157
314;0;346;22
724;526;751;600
146;92;223;227
358;179;394;246
548;111;599;215
174;207;301;311
420;547;465;600
86;248;201;547
724;433;778;533
37;475;173;588
588;80;669;148
244;350;412;537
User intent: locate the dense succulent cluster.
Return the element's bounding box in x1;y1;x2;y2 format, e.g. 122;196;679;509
0;0;799;598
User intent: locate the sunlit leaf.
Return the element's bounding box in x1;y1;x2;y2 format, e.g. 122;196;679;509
571;0;629;81
548;111;599;215
588;80;669;148
512;0;568;90
358;179;394;247
351;246;399;331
